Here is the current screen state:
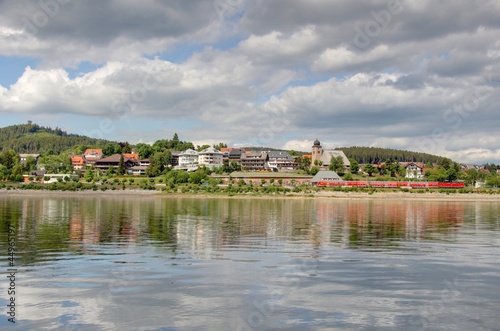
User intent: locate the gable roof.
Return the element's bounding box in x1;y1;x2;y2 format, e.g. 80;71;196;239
320;150;350;167
268;151;294;160
310;170;342;183
95;154;135;164
71;155;85;165
199;147;222;155
84;148;103;156
402;162;424;169
19;153;40;159
179;149;198;156
240;151;268;160
123;153;139;160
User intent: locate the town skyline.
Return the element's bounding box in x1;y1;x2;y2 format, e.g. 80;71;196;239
0;1;499;163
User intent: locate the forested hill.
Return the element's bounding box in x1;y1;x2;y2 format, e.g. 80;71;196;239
0;123;113;154
337;146;445;165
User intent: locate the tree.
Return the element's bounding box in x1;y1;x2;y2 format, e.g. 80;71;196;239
296;156;311;171
23;156;37;172
310;166;319;175
164;151;173;167
364;163;375;176
0;165;9;180
486;173;500;188
466;168;479;187
440;158;451;171
329;156;345;175
188;170;207;184
425;167;447;182
196;144;210;152
84;169;94;182
445;162;461;182
135;143;154;159
0;150;18;170
349;158;359;174
150;152;169;176
120;142;132;153
343;173;353;180
398;166;406;178
117;154;125;175
106;166;115;176
384;159;400;177
213;142;227;150
12;164;23;178
61;154;73;173
103;143;118;156
229;161;241;172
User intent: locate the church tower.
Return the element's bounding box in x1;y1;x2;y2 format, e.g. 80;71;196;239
311;139;323;168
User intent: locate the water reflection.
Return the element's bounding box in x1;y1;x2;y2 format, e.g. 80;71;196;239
0;196;499;330
2;197;496;259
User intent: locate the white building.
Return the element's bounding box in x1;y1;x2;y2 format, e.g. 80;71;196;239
404;162;424;179
267;151;296;171
178;149;199;171
198;147;223;168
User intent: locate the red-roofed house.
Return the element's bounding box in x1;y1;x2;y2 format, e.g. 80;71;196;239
84;149;103;165
123;153;139;161
71;155;86;170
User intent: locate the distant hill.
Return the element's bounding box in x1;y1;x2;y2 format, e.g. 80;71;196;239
0;123;449;164
337;146;445;165
240;146;289;152
0;123;114;155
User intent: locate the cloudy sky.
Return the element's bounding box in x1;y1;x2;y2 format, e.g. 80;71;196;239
0;0;499;163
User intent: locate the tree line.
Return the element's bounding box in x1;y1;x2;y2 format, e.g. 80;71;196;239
338;146;445;165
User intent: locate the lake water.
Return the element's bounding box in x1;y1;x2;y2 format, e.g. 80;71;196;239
1;194;499;331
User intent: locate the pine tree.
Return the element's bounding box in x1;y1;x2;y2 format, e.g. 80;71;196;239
117;154;125;175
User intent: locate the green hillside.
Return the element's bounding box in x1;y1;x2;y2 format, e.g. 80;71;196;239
1;123;448;165
0;123;114;155
338;146;445;165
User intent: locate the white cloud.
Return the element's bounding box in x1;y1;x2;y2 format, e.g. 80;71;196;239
0;0;499;162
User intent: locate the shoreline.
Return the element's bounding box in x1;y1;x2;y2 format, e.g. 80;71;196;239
1;188;500;202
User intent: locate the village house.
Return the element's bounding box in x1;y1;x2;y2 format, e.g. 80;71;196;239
198;147;223;168
170;151;181;167
70;155;86;170
94;154;137;171
267;151;296;171
128;165;147;176
83;148;103;165
403;162;425;179
310;170;342;185
123;153;140;162
177;149;199;171
240;151;269;171
127;158;149;175
19;153;40;165
220;148;246;163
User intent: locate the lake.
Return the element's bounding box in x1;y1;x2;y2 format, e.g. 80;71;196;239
1;194;499;330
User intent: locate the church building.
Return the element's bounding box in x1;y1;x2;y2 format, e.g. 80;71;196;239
311;139;350;170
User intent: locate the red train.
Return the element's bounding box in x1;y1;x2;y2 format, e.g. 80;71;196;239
316;181;465;189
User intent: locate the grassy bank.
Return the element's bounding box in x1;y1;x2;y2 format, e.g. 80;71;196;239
1;180;500;200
